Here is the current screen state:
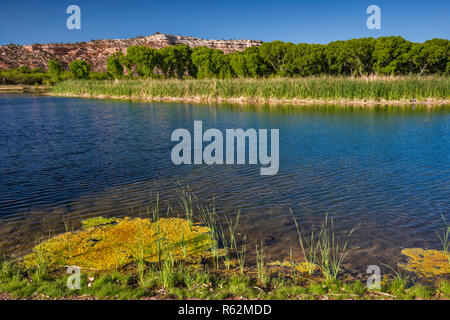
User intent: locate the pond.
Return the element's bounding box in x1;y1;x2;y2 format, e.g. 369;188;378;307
0;94;449;276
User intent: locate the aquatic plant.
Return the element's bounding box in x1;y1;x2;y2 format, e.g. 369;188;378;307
316;214;356;280
437;214;450;265
23;217;213;271
290;209;318;276
399;248;450;278
81;216;118;230
289;211;356;280
255;241;267;284
268;260;318;274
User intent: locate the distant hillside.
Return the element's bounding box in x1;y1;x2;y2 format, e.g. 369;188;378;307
0;33;263;71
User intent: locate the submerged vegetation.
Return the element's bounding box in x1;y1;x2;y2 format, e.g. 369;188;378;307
51;76;449;104
399;248;450;278
23;217;212;271
0;187;448;300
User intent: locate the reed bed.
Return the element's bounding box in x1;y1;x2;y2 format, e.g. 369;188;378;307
51;76;449;103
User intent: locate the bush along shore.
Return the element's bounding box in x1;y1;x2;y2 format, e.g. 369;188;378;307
50;76;449;105
1;188;449;300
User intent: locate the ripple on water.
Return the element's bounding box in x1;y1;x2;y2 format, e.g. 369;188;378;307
0;95;449;274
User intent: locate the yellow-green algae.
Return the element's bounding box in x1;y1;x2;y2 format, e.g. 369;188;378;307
399;248;450;278
81;216;118;230
268;260;318;274
24;217;213;271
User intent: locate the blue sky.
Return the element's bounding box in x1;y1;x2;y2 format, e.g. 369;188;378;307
0;0;448;45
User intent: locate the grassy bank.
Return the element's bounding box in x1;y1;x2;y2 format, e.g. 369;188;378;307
1;257;449;300
0;85;51;93
51;76;450;105
1;188;448;300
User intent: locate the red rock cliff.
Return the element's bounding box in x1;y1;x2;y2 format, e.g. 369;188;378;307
0;33;263;71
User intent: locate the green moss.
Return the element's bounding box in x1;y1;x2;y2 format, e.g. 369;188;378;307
81;216;118;230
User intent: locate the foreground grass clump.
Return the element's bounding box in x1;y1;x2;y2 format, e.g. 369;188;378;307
51;76;450;104
23;217;213;271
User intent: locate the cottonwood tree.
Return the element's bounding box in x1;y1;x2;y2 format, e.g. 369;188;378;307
69;60;90;79
106;52;124;79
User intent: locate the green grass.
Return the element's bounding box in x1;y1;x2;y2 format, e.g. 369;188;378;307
51;76;449;103
1;257;448;300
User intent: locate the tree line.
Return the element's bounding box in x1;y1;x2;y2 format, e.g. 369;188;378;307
0;59;109;85
104;36;449;79
1;36;449;85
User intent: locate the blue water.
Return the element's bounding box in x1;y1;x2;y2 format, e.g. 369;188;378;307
0;94;449;272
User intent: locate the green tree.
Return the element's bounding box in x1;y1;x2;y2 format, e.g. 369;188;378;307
243;46;269;77
191;47;231;79
372;36;412;75
17;66;31;74
48;59;63;76
326;38;375;76
126;46;158;77
295;43;327;76
106;52;124;79
229;52;249;78
258;41;298;76
157;44;193;79
69;60;91;79
407;39;449;75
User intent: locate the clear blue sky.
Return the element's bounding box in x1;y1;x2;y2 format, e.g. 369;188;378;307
0;0;448;45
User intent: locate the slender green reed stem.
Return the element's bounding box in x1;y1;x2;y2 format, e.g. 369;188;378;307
437;214;450;265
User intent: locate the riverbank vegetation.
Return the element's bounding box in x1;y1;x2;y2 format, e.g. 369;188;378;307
51;76;449;104
1;188;448;300
1;36;449;86
3;36;449;103
102;37;449;79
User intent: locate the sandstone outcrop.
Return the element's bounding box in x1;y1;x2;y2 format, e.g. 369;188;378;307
0;33;263;71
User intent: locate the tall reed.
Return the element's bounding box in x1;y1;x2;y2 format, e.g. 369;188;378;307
290;211;356;280
52;76;449;103
289;209;318;276
316;214;356;281
255;241;267;284
437;214;450;265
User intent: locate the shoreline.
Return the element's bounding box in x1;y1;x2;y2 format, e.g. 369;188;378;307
48;92;450;106
0;85;51;93
48;77;450;106
1;214;448;300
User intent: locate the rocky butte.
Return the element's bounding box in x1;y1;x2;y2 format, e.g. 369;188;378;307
0;33;263;71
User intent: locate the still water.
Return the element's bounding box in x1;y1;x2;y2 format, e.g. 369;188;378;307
0;94;449;275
